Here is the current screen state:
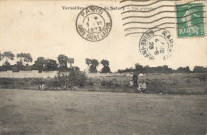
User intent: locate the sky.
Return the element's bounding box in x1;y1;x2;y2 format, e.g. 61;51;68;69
0;1;206;72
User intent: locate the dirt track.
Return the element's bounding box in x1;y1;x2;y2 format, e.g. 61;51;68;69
0;89;206;135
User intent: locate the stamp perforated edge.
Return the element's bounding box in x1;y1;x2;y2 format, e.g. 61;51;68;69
174;0;207;39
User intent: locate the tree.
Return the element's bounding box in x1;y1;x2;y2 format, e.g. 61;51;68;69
185;66;191;73
0;52;2;61
193;66;206;73
2;61;11;70
17;53;24;62
17;53;33;66
135;63;143;72
89;59;99;73
32;57;46;71
73;66;80;71
1;51;15;65
100;59;111;73
85;58;91;66
57;54;69;70
176;66;191;73
15;60;25;71
161;65;172;73
143;65;150;73
45;59;58;71
85;58;99;73
101;59;109;66
3;61;10;66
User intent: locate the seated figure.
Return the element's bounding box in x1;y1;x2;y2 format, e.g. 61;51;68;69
39;84;46;90
129;80;134;87
137;80;146;93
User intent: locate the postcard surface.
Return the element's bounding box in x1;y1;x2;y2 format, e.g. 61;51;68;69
0;0;206;135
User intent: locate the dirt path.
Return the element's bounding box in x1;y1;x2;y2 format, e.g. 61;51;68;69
0;89;206;135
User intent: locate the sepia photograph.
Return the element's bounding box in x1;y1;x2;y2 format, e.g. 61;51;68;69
0;0;207;134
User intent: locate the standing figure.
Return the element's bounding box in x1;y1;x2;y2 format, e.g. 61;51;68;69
132;73;138;88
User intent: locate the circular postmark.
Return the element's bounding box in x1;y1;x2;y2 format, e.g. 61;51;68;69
76;6;112;42
139;28;173;60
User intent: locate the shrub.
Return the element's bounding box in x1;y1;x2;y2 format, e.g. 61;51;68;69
47;70;87;88
68;70;86;87
46;78;62;88
86;80;94;86
0;78;15;88
101;80;113;87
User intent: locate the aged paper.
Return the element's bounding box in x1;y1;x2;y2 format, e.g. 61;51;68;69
0;0;206;70
0;0;206;135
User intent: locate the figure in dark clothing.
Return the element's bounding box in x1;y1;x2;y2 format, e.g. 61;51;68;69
132;74;138;87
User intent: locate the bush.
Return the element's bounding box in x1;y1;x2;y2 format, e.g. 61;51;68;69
86;80;94;86
101;80;113;87
68;70;86;87
46;70;87;88
0;78;15;88
0;78;47;89
46;78;62;88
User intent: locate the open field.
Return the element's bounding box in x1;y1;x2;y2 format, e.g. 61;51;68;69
0;89;206;135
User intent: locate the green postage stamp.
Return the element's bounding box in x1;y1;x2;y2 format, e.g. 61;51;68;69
176;3;205;38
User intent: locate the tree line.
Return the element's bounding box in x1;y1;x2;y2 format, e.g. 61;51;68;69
0;51;112;73
117;63;207;74
0;51;206;73
0;51;78;72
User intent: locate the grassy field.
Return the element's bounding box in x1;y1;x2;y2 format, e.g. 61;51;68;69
0;89;206;135
87;73;207;94
0;73;206;94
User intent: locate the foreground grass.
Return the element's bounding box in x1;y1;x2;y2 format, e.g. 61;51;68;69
0;89;206;135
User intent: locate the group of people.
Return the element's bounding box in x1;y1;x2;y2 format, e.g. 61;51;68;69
130;73;146;93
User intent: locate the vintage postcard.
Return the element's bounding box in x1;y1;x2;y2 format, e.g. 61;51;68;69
0;0;206;135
